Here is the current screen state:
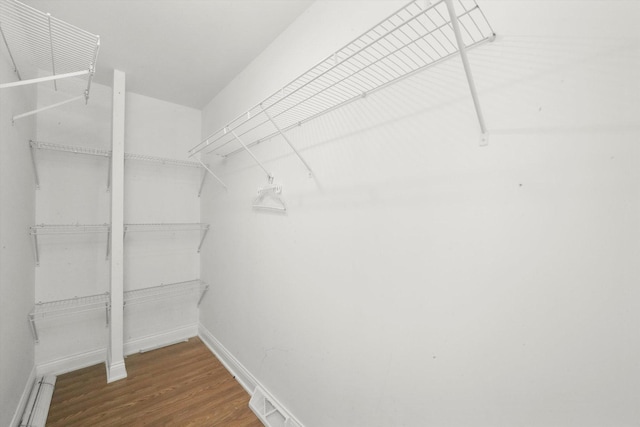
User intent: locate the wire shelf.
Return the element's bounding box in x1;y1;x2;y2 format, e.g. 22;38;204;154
30;223;110;235
189;0;494;158
28;292;110;343
124;279;209;307
30;140;202;168
124;223;209;233
0;0;100;95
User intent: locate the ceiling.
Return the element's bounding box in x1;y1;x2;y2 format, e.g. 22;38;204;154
22;0;314;109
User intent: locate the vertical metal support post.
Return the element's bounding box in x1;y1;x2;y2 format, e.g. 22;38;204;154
260;105;314;177
196;159;227;190
29;141;40;190
198;167;208;197
197;226;209;253
28;315;39;343
444;0;489;146
230;130;273;181
0;23;21;80
46;13;57;91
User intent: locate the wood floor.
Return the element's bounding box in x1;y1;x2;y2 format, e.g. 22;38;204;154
46;337;263;426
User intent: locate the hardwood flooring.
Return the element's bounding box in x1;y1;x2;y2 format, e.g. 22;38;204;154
46;337;263;426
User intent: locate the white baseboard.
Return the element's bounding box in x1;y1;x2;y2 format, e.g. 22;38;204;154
35;324;198;378
197;323;304;427
36;348;106;377
197;323;258;394
124;324;198;356
10;366;36;427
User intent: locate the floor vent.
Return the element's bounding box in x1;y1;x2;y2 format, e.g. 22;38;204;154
249;386;301;427
19;375;56;427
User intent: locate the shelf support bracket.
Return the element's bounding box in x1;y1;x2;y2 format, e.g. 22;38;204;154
28;314;39;343
260;104;314;178
198;166;208;197
0;23;21;80
197;285;208;307
197;227;209;253
444;0;489;146
230;129;273;181
12;95;85;125
31;231;40;267
196;159;227;191
29;141;40;190
107;155;112;191
106;228;111;260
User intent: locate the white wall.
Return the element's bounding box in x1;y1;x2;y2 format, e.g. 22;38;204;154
34;81;202;369
199;1;640;426
0;52;37;426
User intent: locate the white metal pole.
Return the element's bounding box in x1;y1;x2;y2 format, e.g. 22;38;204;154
261;105;314;177
444;0;488;143
0;69;90;90
12;95;84;124
230;129;273;181
196;158;227;190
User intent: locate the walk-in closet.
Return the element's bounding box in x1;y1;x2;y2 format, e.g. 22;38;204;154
1;0;638;426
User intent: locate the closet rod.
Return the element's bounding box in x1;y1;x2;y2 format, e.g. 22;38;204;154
0;69;90;89
12;94;84;124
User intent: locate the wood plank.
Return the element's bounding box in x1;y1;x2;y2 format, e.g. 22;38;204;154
46;337;263;427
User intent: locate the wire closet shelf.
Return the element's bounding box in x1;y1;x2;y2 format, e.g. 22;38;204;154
30;141;203;168
124;280;209;307
189;0;494;159
0;0;100;102
29;292;110;343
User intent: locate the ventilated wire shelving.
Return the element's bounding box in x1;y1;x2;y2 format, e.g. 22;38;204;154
124;280;209;308
189;0;495;161
124;223;210;253
0;0;100;122
30;222;210;265
29;223;111;266
29;140;208;194
28;292;110;343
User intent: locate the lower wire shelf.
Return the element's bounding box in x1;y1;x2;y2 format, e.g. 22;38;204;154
28;292;110;343
124;279;209;307
28;280;209;343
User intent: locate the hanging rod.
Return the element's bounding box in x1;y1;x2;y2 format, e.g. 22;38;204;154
124;280;209;307
0;0;100;116
28;292;110;343
189;0;494;159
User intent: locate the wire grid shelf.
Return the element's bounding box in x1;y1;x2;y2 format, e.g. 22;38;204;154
0;0;100;94
31;140;111;157
30;140;202;168
189;0;494;158
30;292;110;321
124;280;209;307
30;223;110;235
123;223;209;233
